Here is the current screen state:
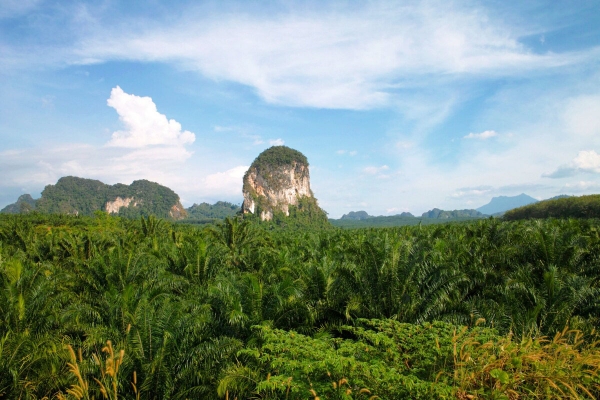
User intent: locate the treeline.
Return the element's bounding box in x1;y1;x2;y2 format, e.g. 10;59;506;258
504;194;600;220
183;201;240;224
1;214;599;398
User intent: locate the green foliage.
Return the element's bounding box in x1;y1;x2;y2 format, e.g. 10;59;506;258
421;208;485;219
249;145;309;172
259;196;330;230
185;201;240;224
222;320;600;399
0;214;599;398
331;215;485;228
504;194;600;220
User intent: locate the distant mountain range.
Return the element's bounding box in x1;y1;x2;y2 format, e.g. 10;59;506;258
476;193;538;215
332;193;572;228
333;208;485;228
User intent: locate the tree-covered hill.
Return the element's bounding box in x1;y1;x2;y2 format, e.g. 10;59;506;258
184;201;241;224
5;176;186;219
0;194;37;214
421;208;485;219
331;208;485;228
504;194;600;220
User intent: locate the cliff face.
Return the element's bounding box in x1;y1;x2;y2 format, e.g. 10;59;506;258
169;202;187;219
243;161;312;220
105;197;138;214
242;146;327;224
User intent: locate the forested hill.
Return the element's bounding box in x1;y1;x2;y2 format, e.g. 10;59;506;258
0;194;37;214
9;176;187;219
504;194;600;220
331;208;486;228
185;201;240;224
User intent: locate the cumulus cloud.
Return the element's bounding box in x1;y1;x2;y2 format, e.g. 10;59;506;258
106;86;195;148
544;150;600;178
204;166;248;196
0;86;200;195
463;130;498;140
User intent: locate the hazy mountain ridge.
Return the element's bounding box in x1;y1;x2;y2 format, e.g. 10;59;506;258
0;194;37;214
476;193;538;215
332;194;574;228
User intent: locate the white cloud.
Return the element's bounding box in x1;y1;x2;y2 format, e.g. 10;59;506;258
61;3;597;110
562;181;600;192
106;86;195;148
364;165;389;175
213;125;236;132
572;150;600;172
544;150;600;178
204;166;248;196
269;138;284;146
563;95;600;137
451;186;493;198
463;130;498;140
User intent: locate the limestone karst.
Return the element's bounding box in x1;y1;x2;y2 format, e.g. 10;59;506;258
242;146;328;226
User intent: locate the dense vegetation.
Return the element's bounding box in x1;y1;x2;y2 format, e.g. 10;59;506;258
184;201;241;224
1;213;599;398
21;176;183;219
248;145;309;173
331;213;485;228
249;195;330;230
505;194;600;220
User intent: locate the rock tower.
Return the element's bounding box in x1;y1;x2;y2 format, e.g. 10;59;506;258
242;146;327;224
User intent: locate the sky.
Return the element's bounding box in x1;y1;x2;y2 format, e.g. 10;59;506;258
1;0;600;218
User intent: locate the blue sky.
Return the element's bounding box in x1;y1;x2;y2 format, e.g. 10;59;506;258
1;0;600;218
